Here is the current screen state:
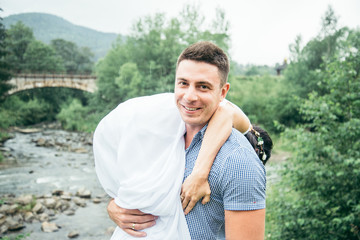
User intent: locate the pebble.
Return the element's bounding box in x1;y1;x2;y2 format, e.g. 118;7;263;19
73;197;86;207
24;211;35;222
44;198;57;209
63;210;75;216
68;230;80;238
32;202;44;214
41;221;60;232
6;217;25;231
38;213;49;222
76;187;92;198
16;194;33;205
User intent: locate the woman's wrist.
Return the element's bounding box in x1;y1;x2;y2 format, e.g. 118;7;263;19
190;167;210;179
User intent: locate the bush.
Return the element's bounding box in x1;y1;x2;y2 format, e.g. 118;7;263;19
57;99;105;132
227;74;285;132
0;95;52;127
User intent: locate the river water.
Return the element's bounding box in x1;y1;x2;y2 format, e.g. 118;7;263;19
0;127;115;240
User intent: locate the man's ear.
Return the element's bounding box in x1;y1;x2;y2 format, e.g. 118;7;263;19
220;83;230;101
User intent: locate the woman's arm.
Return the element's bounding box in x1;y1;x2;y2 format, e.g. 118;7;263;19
181;101;250;214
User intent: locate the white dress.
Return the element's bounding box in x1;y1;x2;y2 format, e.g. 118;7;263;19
93;93;191;239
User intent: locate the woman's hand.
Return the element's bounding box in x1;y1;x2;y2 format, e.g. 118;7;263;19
180;173;211;215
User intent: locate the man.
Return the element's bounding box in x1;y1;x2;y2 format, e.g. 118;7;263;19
107;41;266;239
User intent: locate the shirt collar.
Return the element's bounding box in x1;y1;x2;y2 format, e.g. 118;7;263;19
198;124;208;140
185;124;208;152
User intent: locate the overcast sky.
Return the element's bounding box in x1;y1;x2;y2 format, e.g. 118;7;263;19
1;0;359;65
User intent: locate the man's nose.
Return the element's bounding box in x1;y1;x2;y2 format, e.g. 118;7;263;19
184;87;198;102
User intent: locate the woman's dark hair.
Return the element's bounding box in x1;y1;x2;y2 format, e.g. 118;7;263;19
245;125;273;165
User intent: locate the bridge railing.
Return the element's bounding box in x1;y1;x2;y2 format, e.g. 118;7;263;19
15;73;97;80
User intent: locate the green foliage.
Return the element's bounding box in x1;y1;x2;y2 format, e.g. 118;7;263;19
270;6;350;129
267;29;360;239
17;197;36;212
227;75;285;132
50;38;94;74
4;21;35;72
0;96;25;128
0;95;53;126
231;62;276;76
0;233;30;240
23;40;65;73
0;13;12;102
57;99;105;132
115;62;143;99
94;4;231;111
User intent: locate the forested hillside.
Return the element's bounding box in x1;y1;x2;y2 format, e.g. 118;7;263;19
3;13;120;60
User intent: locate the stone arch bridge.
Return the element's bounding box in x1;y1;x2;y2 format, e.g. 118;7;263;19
7;74;98;95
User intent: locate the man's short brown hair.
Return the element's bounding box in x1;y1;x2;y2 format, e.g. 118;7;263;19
177;41;230;86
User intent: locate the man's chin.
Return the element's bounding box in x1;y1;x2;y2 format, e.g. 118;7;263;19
182;118;207;128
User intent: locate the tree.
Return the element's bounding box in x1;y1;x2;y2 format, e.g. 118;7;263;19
115;62;143;99
23;40;65;73
271;6;348;129
93;4;231;111
4;21;35;72
50;39;94;74
0;11;12;101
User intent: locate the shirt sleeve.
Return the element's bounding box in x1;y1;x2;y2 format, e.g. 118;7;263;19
220;147;266;211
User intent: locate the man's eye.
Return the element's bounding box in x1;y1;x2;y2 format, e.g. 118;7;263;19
200;85;209;90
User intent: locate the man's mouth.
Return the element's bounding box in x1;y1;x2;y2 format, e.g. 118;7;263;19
183;106;200;111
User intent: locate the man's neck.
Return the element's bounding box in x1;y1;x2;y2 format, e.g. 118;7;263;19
184;124;205;149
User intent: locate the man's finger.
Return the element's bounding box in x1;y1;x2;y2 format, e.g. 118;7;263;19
120;214;157;225
130;220;157;231
123;228;147;238
122;208;154;216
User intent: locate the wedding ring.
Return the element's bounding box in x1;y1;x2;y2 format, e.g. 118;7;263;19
131;223;135;230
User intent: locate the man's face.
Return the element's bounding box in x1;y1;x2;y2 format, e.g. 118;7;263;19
174;60;230;131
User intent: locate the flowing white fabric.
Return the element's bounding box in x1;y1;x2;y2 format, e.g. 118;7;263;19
93;93;191;239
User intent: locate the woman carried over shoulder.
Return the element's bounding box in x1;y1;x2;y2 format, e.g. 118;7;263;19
94;92;273;238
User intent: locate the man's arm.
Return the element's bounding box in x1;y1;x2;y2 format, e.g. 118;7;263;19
107;199;157;238
225;209;266;240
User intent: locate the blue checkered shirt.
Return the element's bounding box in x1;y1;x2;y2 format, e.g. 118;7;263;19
183;125;266;239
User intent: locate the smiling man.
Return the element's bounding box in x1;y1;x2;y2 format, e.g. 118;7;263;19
107;41;266;239
174;41;266;239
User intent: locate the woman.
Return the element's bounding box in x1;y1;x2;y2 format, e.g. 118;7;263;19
93;93;269;239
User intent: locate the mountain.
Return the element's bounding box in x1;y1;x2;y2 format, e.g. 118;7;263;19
3;12;121;61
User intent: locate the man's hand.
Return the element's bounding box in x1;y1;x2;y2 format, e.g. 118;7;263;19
180;173;211;215
107;199;158;237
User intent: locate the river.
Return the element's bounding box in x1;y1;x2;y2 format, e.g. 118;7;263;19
0;125;284;240
0;126;115;239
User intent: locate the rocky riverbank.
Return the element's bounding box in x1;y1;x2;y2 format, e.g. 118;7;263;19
0;123;115;239
0;189;112;237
